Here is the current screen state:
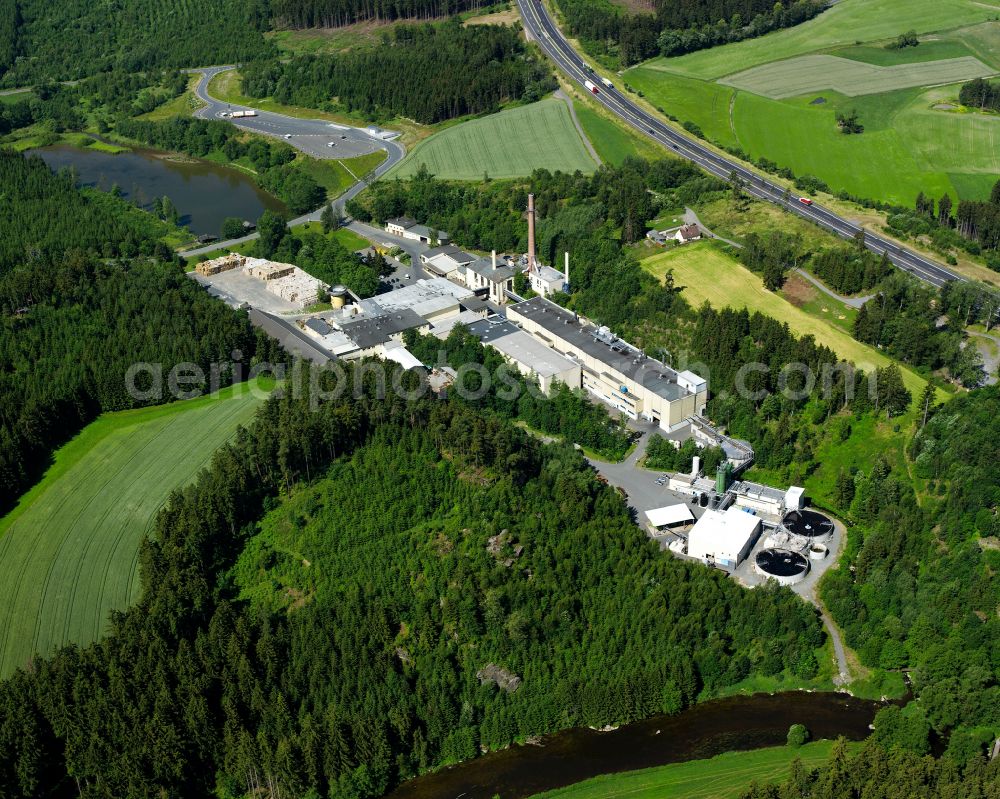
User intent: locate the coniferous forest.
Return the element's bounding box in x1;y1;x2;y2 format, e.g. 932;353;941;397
0;364;826;798
240;22;557;125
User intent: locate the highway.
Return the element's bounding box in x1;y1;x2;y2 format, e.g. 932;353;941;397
516;0;963;289
181;66;406;255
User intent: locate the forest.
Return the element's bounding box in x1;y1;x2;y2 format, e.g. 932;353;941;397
960;77;1000;113
740;738;1000;798
270;0;486;27
0;150;181;272
554;0;825;65
0;362;827;798
0;0;273;86
821;385;1000;759
0;151;280;511
240;21;557;124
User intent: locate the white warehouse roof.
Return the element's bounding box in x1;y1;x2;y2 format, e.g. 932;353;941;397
688;506;762;565
645;504;695;528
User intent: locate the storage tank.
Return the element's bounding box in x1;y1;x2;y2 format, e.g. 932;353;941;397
329;284;348;309
782;509;834;540
715;462;732;494
754;548;809;586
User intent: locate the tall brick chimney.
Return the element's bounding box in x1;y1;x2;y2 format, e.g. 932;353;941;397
527;193;536;273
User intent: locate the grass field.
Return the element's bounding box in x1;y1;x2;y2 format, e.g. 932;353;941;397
390;98;598;179
641;242;931;397
720;54;992;99
297;150;387;198
0;383;268;678
623;0;1000;206
573;99;663;164
639;0;1000;80
530;741;852;799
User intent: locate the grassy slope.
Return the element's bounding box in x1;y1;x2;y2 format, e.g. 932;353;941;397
573;98;666;164
640;241;931;398
390;98;598;179
639;0;1000;80
0;383;269;678
530;741;854;799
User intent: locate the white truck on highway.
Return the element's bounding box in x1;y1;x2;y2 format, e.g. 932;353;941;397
584;80;599;94
230;110;258;118
601;77;613;88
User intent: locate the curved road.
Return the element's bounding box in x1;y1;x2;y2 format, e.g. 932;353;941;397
181;66;406;255
517;0;963;289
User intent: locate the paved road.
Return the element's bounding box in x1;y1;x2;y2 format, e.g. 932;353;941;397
517;0;963;289
180;66;406;256
794;268;873;309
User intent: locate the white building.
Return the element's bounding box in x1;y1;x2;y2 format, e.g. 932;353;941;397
420;245;476;277
687;506;762;568
730;481;804;518
507;297;708;431
385;217;449;245
456;255;515;305
358;278;473;324
674;224;701;244
529;252;570;298
645;504;695;531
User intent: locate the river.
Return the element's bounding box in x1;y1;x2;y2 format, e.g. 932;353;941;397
384;691;884;799
28;144;286;238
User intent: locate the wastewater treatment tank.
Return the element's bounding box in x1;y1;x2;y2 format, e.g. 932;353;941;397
755;548;809;586
783;509;834;540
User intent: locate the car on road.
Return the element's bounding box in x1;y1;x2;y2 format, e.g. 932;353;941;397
284;134;292;139
798;197;814;206
327;142;336;147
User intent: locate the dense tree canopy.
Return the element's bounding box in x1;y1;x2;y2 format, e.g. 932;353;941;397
0;362;827;798
241;21;557;124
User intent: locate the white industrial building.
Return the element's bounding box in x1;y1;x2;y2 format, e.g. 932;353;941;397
731;481;806;518
465;318;581;394
385;216;449;245
357;278;474;324
456;253;516;305
687;506;762;568
507;296;708;431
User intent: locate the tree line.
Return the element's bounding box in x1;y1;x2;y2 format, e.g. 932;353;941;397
555;0;825;66
270;0;487;28
959;77;1000;112
240;21;557;125
0;361;827;797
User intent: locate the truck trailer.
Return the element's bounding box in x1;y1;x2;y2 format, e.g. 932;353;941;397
584;80;599;94
601;77;613;88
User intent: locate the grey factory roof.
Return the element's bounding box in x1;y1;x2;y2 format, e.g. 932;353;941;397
465;318;579;378
304;317;332;335
422;244;476;263
509;296;693;402
338;308;427;350
463;257;515;283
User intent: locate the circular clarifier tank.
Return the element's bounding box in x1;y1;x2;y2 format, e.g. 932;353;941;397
755;548;809;586
782;509;834;540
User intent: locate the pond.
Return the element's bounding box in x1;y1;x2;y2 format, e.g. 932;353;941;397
28;144;287;238
384;691;886;799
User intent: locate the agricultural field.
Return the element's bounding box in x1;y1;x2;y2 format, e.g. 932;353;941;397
0;383;268;679
624;0;1000;206
640;241;931;398
390;97;598;179
573;99;663;164
531;741;854;799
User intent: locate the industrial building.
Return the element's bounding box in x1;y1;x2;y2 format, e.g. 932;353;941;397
507;296;708;431
357;278;474;324
730;481;805;518
455;253;516;305
465;317;581;394
687;506;762;568
420;245;477;277
385;217;449;245
645;504;695;532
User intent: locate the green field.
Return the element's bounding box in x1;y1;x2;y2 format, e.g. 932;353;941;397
720;54;992;99
639;0;1000;80
573;100;663;164
391;98;598;179
641;242;931;398
530;741;851;799
0;383;268;678
624;0;1000;206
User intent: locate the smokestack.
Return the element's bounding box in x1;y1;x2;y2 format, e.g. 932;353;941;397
492;249;497;269
692;455;701;478
527;193;536;273
564;251;569;284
